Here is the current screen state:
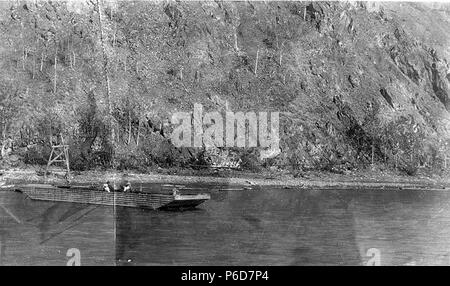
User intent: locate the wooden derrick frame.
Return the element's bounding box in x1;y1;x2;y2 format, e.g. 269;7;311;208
46;135;70;182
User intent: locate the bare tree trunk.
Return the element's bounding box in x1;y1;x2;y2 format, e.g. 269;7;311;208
65;40;69;64
254;48;259;76
96;0;115;144
127;110;132;145
20;17;25;70
113;22;117;72
40;52;44;72
113;23;117;48
136;119;141;146
69;38;73;69
279;42;284;67
22;46;26;71
53;46;57;94
111;6;118;73
32;43;36;79
234;27;239;52
371;143;374;167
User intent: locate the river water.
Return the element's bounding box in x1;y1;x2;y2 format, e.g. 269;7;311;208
1;184;450;265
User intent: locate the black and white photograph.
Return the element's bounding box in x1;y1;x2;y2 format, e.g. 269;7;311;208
0;0;449;269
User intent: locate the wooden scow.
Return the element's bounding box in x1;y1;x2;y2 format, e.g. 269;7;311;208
20;184;210;210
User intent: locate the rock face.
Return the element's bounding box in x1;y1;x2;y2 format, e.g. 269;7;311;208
164;1;450;172
0;1;449;173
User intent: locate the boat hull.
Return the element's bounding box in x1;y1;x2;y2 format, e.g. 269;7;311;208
20;184;210;210
162;198;209;210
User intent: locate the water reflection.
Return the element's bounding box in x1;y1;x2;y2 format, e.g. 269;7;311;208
350;189;450;266
1;186;450;265
116;189;360;265
0;191;115;265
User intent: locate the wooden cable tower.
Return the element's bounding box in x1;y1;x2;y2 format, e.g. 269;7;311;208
46;134;71;182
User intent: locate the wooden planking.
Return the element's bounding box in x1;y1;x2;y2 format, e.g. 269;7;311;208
22;186;175;210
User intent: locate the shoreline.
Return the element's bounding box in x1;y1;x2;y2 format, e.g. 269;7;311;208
1;166;449;191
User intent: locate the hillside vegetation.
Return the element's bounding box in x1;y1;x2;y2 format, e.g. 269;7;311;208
0;1;449;176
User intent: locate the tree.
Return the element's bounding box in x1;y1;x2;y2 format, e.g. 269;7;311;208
96;0;115;145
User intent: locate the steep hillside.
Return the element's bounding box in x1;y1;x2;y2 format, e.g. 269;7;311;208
0;1;449;175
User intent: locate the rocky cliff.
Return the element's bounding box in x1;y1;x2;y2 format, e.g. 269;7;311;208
0;1;449;174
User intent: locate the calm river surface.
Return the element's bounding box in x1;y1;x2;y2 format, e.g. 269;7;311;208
1;184;450;265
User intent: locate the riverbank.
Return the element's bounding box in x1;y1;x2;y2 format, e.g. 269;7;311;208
0;165;449;190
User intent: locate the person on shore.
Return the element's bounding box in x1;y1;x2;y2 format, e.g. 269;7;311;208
122;182;132;192
103;181;114;192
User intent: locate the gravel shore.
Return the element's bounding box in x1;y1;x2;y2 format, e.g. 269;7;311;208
1;167;448;191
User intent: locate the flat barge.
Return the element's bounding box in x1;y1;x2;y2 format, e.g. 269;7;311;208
19;184;210;210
